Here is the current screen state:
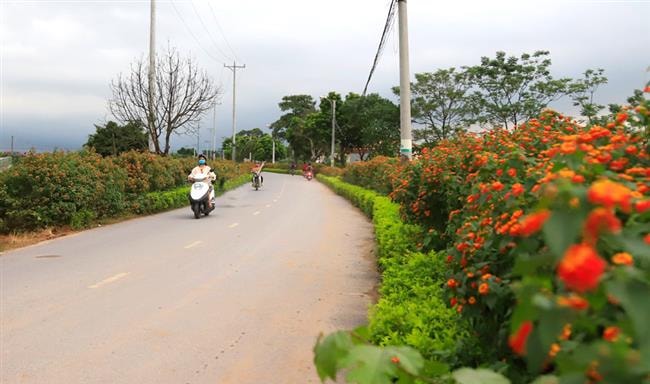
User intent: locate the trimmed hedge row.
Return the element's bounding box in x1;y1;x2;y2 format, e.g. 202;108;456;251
0;151;249;232
317;174;466;363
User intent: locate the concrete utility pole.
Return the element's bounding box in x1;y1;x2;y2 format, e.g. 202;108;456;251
196;122;200;155
211;105;217;160
224;61;246;161
148;0;156;153
398;0;412;159
272;135;275;164
330;100;336;167
10;136;14;154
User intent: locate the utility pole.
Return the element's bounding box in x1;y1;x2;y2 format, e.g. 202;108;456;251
10;135;14;154
272;135;275;164
330;100;336;167
211;105;217;160
224;61;246;161
398;0;412;160
148;0;156;153
196;122;200;155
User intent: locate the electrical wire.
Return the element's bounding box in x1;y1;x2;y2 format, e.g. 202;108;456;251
362;0;398;96
169;0;224;64
206;1;241;63
189;0;233;62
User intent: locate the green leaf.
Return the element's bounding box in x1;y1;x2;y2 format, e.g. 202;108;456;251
542;209;584;261
530;375;559;384
342;345;424;384
452;368;511;384
606;278;650;370
313;331;354;381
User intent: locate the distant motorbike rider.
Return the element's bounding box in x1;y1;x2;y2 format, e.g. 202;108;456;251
188;154;217;208
251;161;265;186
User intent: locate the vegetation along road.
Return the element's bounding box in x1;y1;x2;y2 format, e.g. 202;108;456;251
0;172;378;383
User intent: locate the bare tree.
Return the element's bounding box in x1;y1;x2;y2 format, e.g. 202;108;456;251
109;47;220;155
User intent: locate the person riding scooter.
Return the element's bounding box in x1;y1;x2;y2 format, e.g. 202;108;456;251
188;154;217;208
251;161;265;186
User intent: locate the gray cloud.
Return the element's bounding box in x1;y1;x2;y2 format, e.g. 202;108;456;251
1;0;648;152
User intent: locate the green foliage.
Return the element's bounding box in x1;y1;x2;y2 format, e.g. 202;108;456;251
342;156;400;195
466;50;573;129
316;175;466;377
223;129;287;162
0;151;249;232
394;68;473;145
85;120;148;156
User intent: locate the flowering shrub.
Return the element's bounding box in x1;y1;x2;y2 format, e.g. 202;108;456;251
387;97;650;380
343;156;401;195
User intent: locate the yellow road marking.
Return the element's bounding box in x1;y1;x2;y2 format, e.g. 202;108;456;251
228;223;239;228
88;272;130;289
184;240;202;249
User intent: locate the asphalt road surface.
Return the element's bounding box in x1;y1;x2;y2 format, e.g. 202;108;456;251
0;172;378;384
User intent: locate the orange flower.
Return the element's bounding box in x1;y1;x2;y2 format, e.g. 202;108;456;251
390;356;400;364
450;297;458;307
478;283;490;295
517;210;551;237
509;321;533;356
583;207;622;244
468;296;477;305
447;279;458;288
511;183;525;196
492;181;504;191
507;168;517;177
560;324;572;340
603;326;620;342
557;244;606;293
635;199;650;213
548;343;561;358
587;180;633;211
560;141;577;154
611;252;633;266
557;294;590;310
616;112;628;124
645;234;650;245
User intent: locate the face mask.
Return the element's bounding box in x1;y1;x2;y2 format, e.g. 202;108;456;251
198;159;206;165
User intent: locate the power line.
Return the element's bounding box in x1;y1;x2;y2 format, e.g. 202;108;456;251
188;0;233;62
169;0;224;63
206;1;241;63
362;0;398;96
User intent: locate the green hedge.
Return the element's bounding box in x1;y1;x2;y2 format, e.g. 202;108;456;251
317;174;466;363
0;151;249;233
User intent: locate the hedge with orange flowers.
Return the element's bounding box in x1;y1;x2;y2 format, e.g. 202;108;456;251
386;98;650;381
326;93;650;382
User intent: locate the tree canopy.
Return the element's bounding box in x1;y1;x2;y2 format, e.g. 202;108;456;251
85;120;148;156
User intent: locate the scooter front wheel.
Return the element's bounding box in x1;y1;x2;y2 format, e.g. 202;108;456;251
192;203;201;219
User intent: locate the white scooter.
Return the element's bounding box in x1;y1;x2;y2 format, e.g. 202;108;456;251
188;174;215;219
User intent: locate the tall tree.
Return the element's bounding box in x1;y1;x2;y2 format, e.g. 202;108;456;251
337;93;400;160
270;95;323;160
467;51;572;129
394;68;473;145
568;68;608;123
223;130;286;162
85;121;148;156
109;47;220;155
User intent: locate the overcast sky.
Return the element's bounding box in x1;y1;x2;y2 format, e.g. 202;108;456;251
1;0;649;152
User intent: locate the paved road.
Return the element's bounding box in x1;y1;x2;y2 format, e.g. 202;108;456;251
0;172;378;384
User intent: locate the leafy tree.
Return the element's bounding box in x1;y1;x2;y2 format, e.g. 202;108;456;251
109;47;220;155
394;68;473;145
568;68;608;123
337;93;399;160
85;120;148;156
466;51;572;129
223;130;286;162
175;147;196;157
270;95;328;161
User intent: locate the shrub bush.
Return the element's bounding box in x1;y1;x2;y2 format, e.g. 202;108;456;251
317;174;465;365
0;151;249;232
